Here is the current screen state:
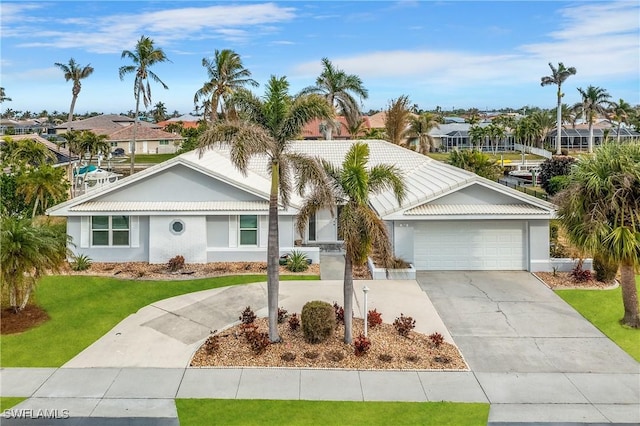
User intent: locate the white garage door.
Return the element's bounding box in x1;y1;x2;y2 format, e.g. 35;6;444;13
413;220;526;270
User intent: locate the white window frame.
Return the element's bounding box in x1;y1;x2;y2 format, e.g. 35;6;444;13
91;215;130;247
239;215;258;246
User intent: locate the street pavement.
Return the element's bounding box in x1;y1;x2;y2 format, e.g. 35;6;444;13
1;262;638;425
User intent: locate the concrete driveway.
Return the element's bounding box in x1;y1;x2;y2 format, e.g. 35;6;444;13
417;271;639;424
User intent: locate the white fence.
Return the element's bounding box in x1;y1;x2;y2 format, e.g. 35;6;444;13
514;143;552;159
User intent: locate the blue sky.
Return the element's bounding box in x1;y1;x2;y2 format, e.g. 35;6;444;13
1;1;638;116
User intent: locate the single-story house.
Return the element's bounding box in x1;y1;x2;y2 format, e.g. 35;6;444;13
46;139;556;271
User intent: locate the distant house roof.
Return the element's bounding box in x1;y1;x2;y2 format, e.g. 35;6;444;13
55;114;160;134
107;123;185;142
7;134;78;164
156;114;202;129
300;116;371;139
443;116;466;124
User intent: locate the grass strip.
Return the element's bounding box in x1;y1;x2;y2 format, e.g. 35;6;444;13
176;399;490;426
0;274;318;367
0;397;26;411
556;277;640;362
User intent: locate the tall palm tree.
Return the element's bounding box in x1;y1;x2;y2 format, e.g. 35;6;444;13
529;110;555;149
194;49;258;123
404;112;440;153
541;62;577;155
485;122;506;154
384;95;411;146
296;142;406;343
344;109;367;139
609;98;634;143
555;142;640;328
119;35;170;174
300;58;368;140
198;76;333;342
571;85;611;153
54;58;94;132
1;217;68;312
17;165;68;218
0;87;11;103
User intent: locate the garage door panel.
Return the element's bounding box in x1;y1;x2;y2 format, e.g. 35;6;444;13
413;220;526;271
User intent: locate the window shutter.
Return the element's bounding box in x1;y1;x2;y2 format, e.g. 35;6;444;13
80;216;90;248
130;216;139;248
259;216;268;247
229;216;237;247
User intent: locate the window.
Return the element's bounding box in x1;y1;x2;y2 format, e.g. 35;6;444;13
110;142;118;147
239;215;258;245
308;213;316;241
91;216;129;246
170;219;185;235
159;140;169;145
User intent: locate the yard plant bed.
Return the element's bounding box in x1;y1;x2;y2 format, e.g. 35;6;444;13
191;317;467;370
1;306;49;335
535;272;616;289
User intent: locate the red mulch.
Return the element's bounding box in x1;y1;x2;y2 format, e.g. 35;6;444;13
1;305;50;335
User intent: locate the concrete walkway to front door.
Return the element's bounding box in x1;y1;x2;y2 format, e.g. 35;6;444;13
416;271;639;425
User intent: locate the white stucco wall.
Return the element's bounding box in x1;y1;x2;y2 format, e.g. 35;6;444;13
528;219;552;272
149;216;207;264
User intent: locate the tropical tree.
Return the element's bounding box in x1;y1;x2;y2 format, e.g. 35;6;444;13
0;87;11;103
529;110;555;149
7;138;55;167
363;127;386;140
1;217;68;312
119;35;170;174
404;112;440;153
468;125;487;151
300;58;368;140
541;62;577;155
344;109;367;139
151;101;168;123
198;75;333;342
54;58;94;132
384;95;411;146
448;149;502;181
296;142;406;343
555;142;640;328
571;85;611;153
485;122;506;154
194;49;258;123
17;165;68;218
609;99;634;143
514;116;538;147
75;130;110;165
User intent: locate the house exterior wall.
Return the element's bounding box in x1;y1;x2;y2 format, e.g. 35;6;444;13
206;216;229;247
528;219;551;272
100;165;263;202
111;140;181;154
431;185;517;205
66;216;150;262
149;216;207;264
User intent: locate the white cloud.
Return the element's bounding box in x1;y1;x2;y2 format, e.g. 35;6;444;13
4;66;60;81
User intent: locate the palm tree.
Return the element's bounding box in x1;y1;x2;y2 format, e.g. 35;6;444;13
119;35;170;174
54;58;94;132
0;87;11;103
9;138;55;167
555;142;640;328
485;122;506;154
609;99;634;143
17;165;68;218
515;116;538;148
1;217;68;312
300;58;368;140
404;112;440;153
530;110;555;149
198;75;333;342
194;49;258;123
468;125;487;151
384;95;412;146
344;109;367;139
448;149;502;181
152;102;168;123
571;85;611;153
296;142;406;343
76;130;110;166
541;62;577;155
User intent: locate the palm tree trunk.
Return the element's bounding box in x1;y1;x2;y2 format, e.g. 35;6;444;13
210;96;218;123
130;93;140;175
619;262;640;328
267;161;281;342
67;95;77;132
31;197;40;218
555;88;562;155
343;254;354;344
588;123;594;153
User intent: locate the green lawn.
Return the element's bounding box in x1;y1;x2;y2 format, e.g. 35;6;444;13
0;397;26;411
0;274;318;367
134;153;179;163
556;277;640;362
176;400;489;426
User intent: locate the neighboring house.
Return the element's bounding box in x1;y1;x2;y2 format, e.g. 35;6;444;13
546;125;640;150
46;140;556;271
1;118;53;136
156;114;202;130
55;114;184;154
4;134;78;165
300;116;371;140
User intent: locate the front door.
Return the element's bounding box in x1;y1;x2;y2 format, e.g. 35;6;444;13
314;208;338;242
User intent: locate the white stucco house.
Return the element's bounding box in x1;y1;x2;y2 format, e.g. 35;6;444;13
46;140;556;271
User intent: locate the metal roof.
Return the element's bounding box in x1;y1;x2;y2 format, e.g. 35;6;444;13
405;204;549;216
69;201;271;212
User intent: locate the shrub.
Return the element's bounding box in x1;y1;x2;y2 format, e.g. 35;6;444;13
429;332;445;348
570;260;592;283
286;250;310;272
239;306;257;324
325;350;345;362
288;313;300;331
367;309;383;328
70;254;92;271
405;354;420;363
539;156;576;194
203;332;220;354
393;313;416;337
277;307;288;323
593;253;617;283
303;350;319;360
244;328;270;354
280;352;296;362
353;334;371;356
545;175;570;196
378;354;393;362
333;302;345;325
301;300;336;343
167;255;185;272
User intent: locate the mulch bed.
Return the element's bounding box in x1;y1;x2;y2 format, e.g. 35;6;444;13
1;305;50;335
